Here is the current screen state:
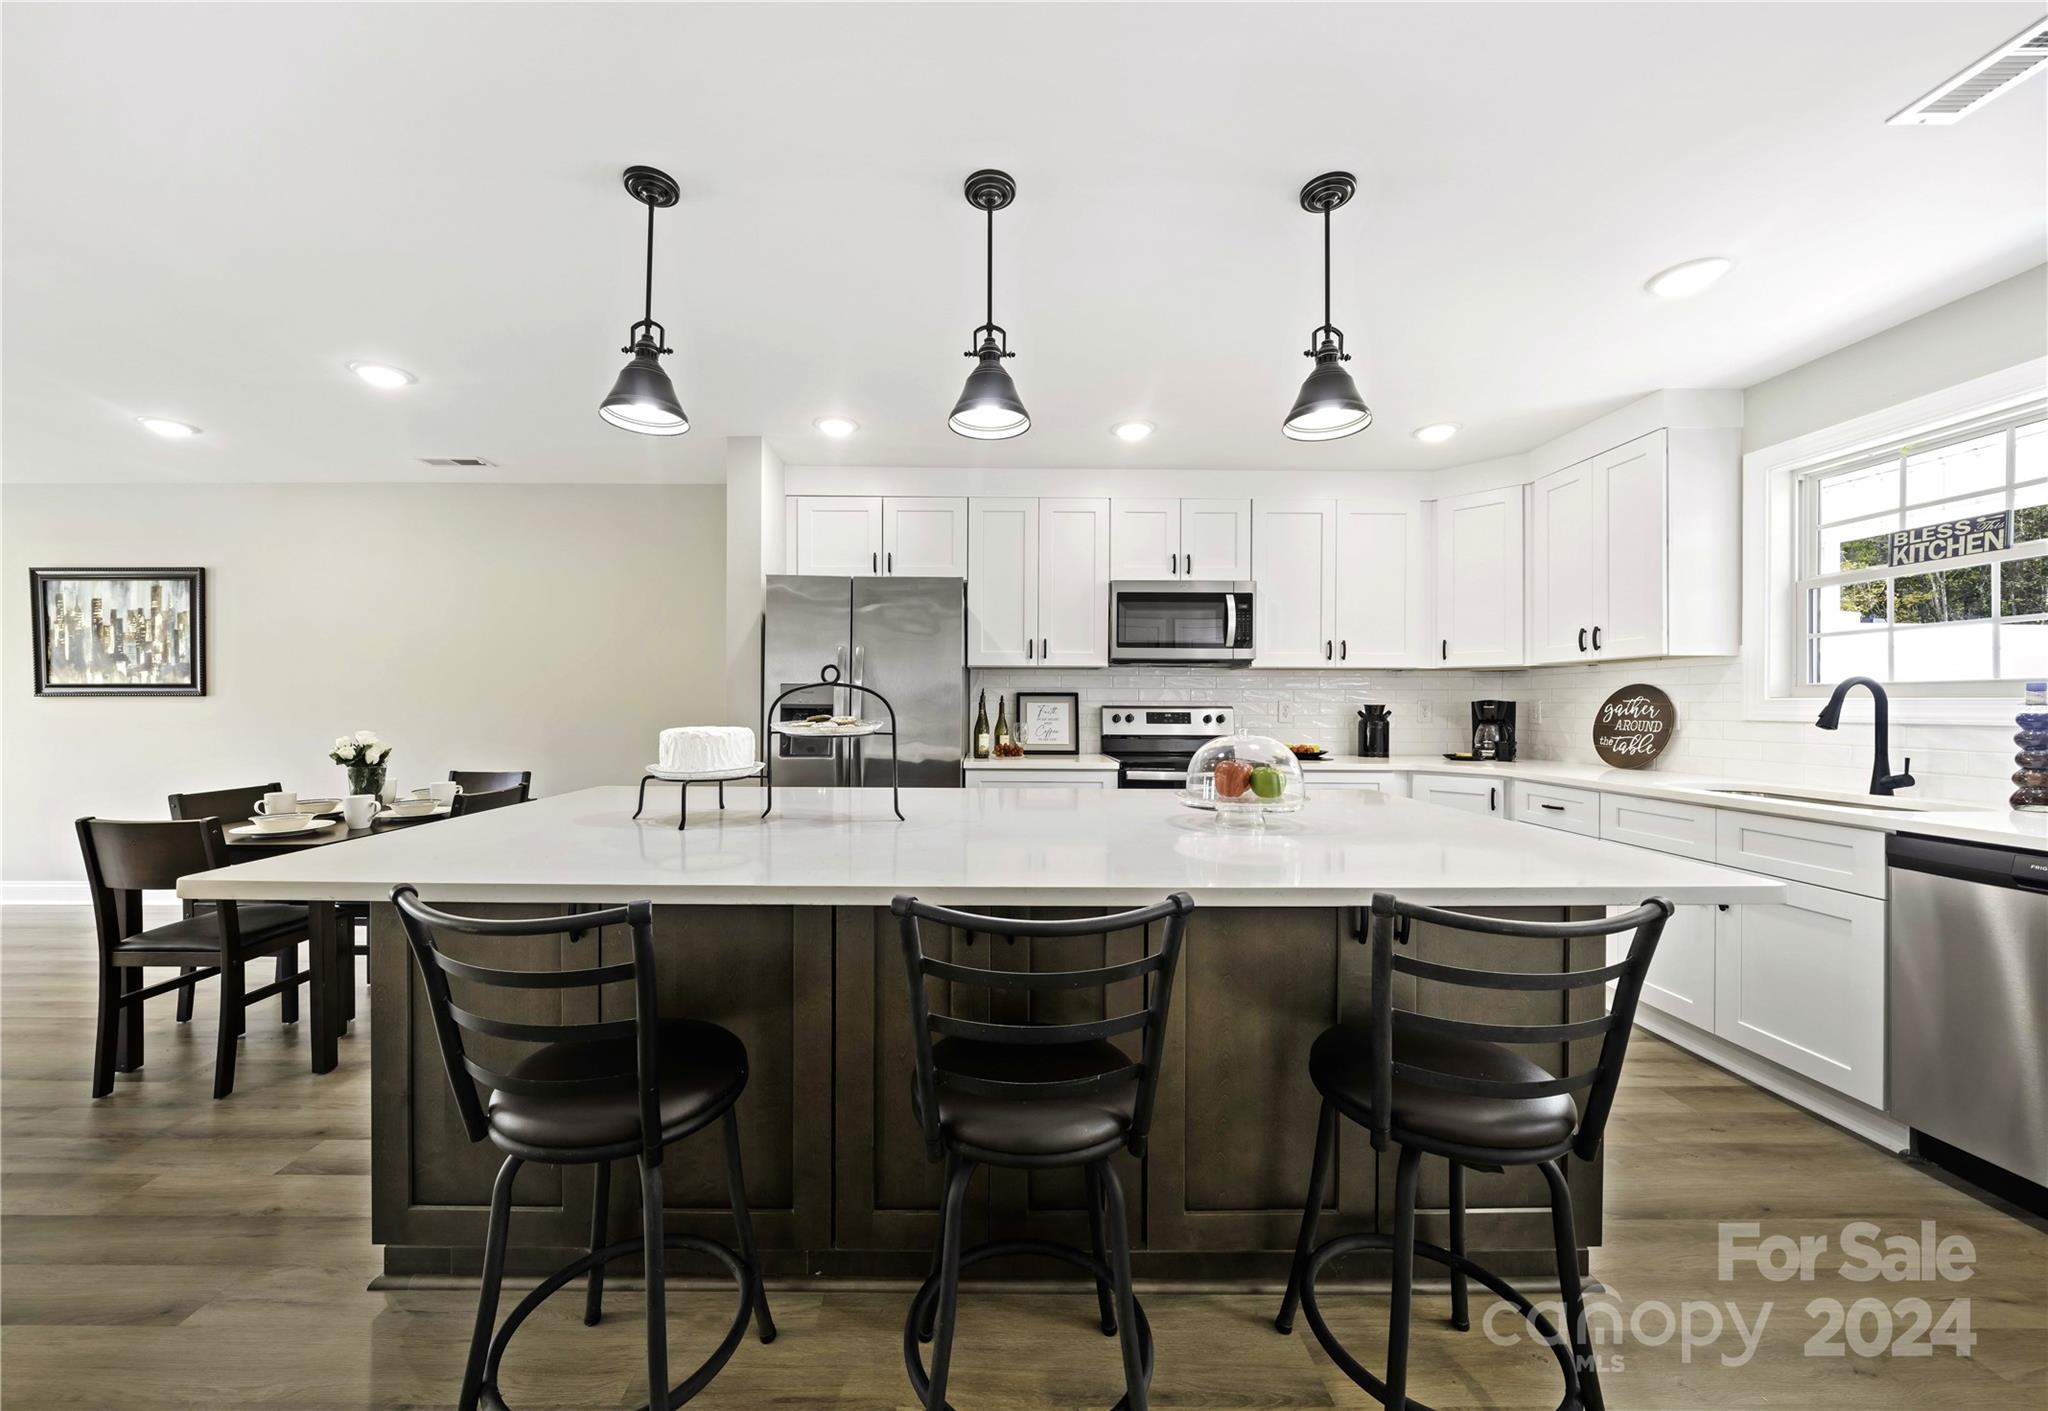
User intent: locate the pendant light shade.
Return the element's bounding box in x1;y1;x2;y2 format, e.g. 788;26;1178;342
949;170;1029;441
600;166;689;437
1282;172;1372;443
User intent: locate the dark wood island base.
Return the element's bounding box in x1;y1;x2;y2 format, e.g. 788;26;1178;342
367;901;1606;1287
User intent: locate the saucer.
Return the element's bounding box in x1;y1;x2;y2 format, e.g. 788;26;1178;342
228;816;335;840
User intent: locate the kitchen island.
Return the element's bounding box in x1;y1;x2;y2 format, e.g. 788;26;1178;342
181;785;1781;1284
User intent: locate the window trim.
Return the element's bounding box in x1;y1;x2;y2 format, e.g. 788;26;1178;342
1743;357;2048;726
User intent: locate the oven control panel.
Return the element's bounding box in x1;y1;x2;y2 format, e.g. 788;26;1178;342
1100;706;1235;736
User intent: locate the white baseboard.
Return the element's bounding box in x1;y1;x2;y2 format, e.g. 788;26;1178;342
2;881;178;907
1635;1007;1910;1152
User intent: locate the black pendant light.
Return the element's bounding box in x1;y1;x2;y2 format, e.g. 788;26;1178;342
948;169;1030;441
599;166;689;436
1282;172;1372;442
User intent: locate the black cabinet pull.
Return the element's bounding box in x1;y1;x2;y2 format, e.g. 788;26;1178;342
1168;553;1176;575
1489;786;1498;812
1324;640;1333;660
1185;554;1192;575
1578;627;1588;652
1441;639;1448;661
1540;802;1565;812
886;551;893;574
1592;625;1603;650
1042;637;1049;659
1026;638;1033;660
1339;640;1347;661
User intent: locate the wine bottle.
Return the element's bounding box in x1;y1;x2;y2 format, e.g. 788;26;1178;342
973;690;992;759
994;696;1013;754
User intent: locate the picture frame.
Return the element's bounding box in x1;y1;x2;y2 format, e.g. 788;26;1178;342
1015;690;1080;755
30;567;206;696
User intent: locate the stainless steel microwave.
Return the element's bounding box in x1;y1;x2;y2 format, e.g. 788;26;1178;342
1108;581;1256;664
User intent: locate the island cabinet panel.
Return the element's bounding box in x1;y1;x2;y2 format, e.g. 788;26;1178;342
369;903;832;1277
1148;908;1377;1254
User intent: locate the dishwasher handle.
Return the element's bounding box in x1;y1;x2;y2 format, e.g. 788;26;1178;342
1889;832;2047;892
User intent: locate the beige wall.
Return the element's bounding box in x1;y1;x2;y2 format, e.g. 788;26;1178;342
2;482;725;882
1744;264;2047;452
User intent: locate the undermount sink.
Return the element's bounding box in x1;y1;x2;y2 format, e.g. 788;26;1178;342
1697;786;1975;813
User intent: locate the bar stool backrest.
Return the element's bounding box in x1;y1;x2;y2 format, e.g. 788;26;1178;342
449;770;532;800
450;785;524;818
75;816;236;955
890;892;1195;1160
168;782;282;824
1362;892;1672;1162
391;886;662;1151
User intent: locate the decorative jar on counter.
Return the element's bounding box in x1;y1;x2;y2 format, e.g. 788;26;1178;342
2013;680;2048;813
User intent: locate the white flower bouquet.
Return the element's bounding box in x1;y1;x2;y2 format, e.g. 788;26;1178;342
329;731;394;767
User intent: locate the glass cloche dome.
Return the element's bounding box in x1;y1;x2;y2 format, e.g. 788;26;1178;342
1182;733;1306;822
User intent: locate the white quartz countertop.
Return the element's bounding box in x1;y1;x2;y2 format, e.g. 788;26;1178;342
1299;755;2045;850
178;784;1783;909
961;753;1120;770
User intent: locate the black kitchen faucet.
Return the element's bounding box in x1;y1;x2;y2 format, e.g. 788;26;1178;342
1815;676;1916;796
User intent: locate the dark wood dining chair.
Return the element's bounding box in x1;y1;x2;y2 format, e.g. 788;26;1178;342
168;782;298;1025
76;817;312;1099
449;770;532;801
450;785;524;817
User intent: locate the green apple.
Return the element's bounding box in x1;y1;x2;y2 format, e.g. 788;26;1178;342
1250;765;1285;800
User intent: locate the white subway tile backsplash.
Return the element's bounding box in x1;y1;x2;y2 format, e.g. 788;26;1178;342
971;652;2022;807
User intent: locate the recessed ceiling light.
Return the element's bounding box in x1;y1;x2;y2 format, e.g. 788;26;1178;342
1645;257;1733;300
348;361;416;389
814;416;859;438
1112;421;1154;443
1413;423;1459;444
137;417;200;438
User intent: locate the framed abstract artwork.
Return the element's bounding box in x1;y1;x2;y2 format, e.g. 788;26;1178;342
30;567;206;696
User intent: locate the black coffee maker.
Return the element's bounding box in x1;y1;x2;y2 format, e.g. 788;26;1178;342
1357;705;1392;758
1471;700;1517;761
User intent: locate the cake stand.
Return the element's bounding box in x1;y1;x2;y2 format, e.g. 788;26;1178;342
761;665;904;821
632;761;766;831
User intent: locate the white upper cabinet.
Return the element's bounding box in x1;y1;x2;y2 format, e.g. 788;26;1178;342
1109;498;1182;580
1433;486;1525;668
1181;498;1252;581
966;498;1038;666
967;498;1108;668
1526;428;1737;663
1109;497;1251;580
789;496;884;576
1334;500;1431;668
1252;499;1338;667
881;497;968;577
1038;498;1111;667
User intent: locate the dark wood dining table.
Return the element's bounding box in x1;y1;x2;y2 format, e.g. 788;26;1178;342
220;807;448;1073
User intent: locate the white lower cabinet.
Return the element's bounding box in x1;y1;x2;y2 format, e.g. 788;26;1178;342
1412;774;1505;815
1635;903;1718;1031
1713;882;1887;1108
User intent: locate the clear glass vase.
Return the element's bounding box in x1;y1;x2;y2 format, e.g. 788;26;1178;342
346;764;386;800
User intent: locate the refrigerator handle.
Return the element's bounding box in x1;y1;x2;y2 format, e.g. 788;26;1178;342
852;644;865;685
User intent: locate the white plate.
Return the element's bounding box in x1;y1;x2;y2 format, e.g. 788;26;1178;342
644;762;766;783
228;817;341;840
380;804;448;822
771;720;885;738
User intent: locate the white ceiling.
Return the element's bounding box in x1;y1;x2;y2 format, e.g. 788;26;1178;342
3;2;2043;485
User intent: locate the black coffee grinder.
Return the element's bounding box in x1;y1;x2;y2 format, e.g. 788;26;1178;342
1357;705;1392;758
1471;700;1517;761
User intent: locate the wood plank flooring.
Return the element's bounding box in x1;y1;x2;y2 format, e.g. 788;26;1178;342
3;904;2042;1410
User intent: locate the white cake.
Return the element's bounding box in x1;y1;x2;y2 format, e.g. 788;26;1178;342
658;726;756;774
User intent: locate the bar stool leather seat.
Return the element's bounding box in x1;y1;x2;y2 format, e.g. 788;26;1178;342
916;1036;1138;1158
487;1019;747;1152
117;902;310;955
1310;1021;1577;1153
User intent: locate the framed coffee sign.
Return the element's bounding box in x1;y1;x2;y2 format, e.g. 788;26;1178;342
1593;683;1675;769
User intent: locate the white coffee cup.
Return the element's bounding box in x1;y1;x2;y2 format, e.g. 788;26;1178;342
256;791;298;816
341;795;383;829
421;781;459;806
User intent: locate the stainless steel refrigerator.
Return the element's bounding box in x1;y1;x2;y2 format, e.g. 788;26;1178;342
762;576;966;788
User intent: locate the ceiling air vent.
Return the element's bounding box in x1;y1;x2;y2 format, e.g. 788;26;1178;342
1889;17;2048;125
418;456;496;468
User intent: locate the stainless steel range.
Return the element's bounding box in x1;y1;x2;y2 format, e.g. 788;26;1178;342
1101;705;1237;789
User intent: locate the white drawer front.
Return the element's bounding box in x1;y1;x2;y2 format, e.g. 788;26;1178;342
1413;775;1504;815
1309;773;1409;796
1600;794;1716;861
1511;780;1599;836
1715;810;1886;898
963;771;1112;789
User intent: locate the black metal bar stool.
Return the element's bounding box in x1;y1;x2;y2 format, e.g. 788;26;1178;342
393;887;775;1411
891;891;1194;1411
1272;893;1672;1411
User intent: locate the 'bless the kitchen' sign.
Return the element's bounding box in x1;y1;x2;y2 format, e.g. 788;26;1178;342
1887;512;2010;567
1594;684;1676;770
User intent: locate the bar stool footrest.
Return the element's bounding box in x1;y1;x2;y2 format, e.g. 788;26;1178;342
1298;1232;1581;1411
903;1237;1153;1411
477;1232;753;1411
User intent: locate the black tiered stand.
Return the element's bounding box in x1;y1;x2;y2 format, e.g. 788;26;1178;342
762;665;904;821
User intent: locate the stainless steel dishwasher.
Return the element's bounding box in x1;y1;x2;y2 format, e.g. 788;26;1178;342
1887;833;2048;1191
